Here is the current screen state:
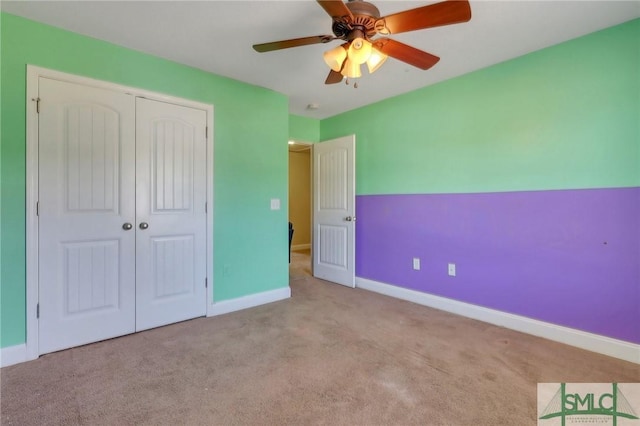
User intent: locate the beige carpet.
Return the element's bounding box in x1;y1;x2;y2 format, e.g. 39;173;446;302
1;249;638;425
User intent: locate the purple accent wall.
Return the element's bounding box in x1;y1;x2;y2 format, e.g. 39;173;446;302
356;187;640;344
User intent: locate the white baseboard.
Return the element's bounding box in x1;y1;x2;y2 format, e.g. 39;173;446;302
356;277;640;364
207;286;291;317
291;243;310;251
1;344;28;368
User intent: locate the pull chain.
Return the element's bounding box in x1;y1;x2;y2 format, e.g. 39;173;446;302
344;78;358;88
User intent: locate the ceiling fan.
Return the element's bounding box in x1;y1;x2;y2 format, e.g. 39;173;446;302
253;0;472;86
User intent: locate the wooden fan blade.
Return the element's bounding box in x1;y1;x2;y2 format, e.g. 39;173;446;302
325;70;344;84
317;0;353;22
373;39;440;70
253;35;334;52
380;0;471;35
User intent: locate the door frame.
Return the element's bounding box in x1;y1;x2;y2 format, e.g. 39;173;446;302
25;65;215;361
288;139;315;277
287;136;356;283
287;139;313;254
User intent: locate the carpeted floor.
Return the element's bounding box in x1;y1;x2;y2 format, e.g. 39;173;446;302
1;249;638;425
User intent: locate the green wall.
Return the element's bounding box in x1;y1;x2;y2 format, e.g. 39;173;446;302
289;114;320;142
321;19;640;195
0;13;289;348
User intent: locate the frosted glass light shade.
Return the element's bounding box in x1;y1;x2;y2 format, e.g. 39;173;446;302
366;48;388;74
341;58;362;78
323;45;347;72
348;38;372;65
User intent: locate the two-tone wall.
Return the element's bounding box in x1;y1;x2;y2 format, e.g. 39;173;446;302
322;19;639;345
0;13;290;349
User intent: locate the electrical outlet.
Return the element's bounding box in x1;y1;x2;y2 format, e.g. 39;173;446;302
448;263;456;277
413;258;420;270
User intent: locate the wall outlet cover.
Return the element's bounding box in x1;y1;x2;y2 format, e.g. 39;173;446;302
448;263;456;277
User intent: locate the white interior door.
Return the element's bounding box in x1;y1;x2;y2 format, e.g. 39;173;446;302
313;135;356;287
134;98;207;331
38;78;137;354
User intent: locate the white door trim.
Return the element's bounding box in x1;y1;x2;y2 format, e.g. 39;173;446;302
25;65;215;361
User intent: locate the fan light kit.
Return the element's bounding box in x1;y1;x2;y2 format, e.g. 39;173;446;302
253;0;472;87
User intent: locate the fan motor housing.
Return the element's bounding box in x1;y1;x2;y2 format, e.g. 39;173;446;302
346;0;380;18
335;0;380;38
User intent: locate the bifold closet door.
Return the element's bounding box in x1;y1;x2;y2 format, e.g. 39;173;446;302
134;98;207;331
38;78;137;354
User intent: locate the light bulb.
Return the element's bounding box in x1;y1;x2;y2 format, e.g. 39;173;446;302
366;48;388;74
323;45;347;72
348;37;372;65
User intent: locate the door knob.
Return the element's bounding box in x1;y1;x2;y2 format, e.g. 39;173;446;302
122;223;133;230
139;222;149;230
345;216;356;222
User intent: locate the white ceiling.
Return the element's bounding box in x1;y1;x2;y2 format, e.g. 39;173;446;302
3;1;639;119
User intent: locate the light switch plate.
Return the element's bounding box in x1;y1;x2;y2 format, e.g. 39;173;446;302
270;198;280;210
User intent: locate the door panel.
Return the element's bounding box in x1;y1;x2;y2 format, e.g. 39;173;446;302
65;104;119;212
62;240;120;313
38;77;136;354
135;98;207;331
313;135;356;287
152;118;194;211
151;235;195;298
318;148;348;210
318;225;347;267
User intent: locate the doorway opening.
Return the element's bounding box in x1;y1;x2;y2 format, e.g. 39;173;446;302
288;140;312;280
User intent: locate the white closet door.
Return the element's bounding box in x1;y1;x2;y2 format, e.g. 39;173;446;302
134;98;207;331
38;78;136;354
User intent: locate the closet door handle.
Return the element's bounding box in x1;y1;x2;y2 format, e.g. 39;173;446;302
139;222;149;230
122;223;133;230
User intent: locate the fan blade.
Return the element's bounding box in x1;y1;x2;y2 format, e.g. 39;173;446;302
373;39;440;70
253;35;334;52
317;0;353;22
380;0;471;35
325;70;344;84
